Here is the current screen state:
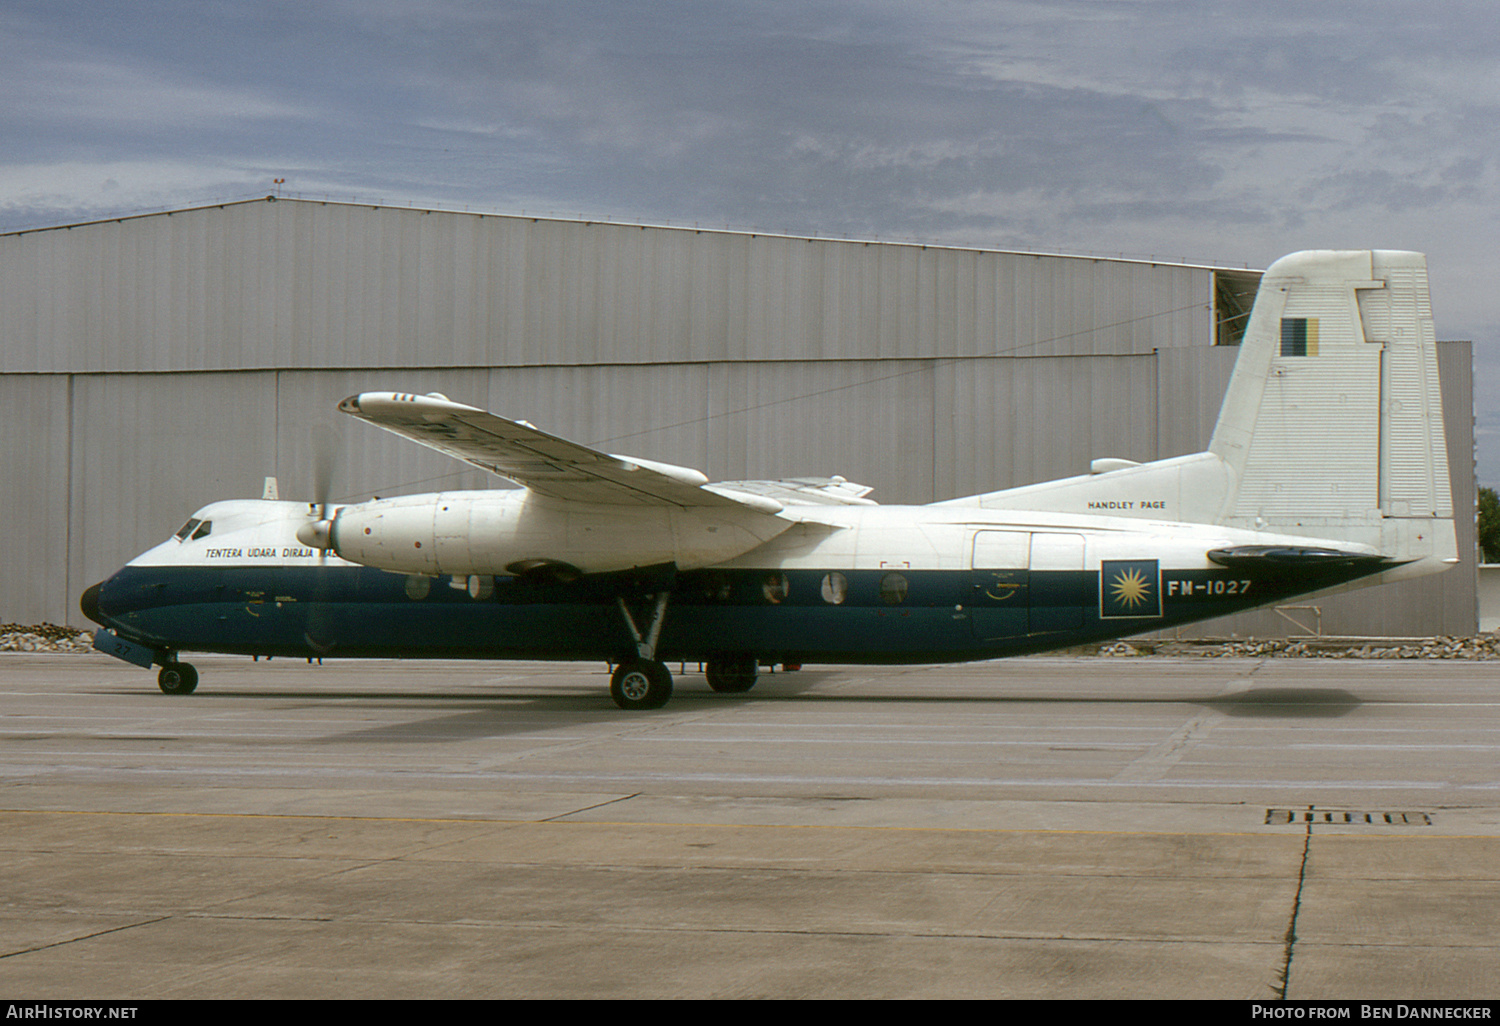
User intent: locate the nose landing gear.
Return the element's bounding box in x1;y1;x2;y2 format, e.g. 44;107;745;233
157;661;199;695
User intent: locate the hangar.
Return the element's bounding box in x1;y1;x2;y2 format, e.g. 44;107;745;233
0;196;1476;637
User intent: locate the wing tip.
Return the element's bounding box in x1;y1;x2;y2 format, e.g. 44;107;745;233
339;391;476;418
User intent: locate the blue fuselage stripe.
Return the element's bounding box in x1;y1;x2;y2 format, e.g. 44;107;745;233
93;562;1386;664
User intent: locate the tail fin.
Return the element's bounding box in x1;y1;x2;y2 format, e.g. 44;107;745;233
1211;250;1452;532
940;249;1457;571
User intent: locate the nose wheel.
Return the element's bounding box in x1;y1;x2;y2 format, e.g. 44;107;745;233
610;660;673;710
157;661;199;695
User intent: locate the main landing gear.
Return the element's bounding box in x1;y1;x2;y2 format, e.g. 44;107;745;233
609;590;766;708
611;592;674;710
612;594;678;714
705;656;758;693
610;659;673;710
608;655;762;708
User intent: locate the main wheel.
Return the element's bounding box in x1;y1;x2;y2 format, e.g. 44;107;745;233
610;660;673;710
158;662;199;695
705;656;758;694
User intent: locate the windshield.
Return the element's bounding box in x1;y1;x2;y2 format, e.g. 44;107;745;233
173;518;212;542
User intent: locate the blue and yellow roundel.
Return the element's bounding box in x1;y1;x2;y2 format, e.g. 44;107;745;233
1100;559;1161;618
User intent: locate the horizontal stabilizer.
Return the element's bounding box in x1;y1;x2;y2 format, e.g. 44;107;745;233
1206;545;1389;571
711;476;877;506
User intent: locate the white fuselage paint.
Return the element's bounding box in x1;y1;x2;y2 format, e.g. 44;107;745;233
129;495;1436;595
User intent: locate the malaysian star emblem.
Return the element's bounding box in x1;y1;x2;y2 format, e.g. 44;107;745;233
1101;559;1162;618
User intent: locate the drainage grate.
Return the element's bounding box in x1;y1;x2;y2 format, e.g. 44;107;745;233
1265;808;1431;826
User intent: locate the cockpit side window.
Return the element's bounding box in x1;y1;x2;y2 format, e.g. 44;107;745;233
191;521;212;540
174;519;201;542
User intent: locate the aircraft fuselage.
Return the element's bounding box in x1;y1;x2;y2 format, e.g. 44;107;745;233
86;498;1391;666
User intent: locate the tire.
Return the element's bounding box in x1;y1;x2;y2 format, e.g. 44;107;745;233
610;660;673;710
158;662;199;695
705;656;758;693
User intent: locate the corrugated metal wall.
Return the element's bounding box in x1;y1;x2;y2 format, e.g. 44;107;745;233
0;199;1476;637
0;374;71;622
0;198;1214;374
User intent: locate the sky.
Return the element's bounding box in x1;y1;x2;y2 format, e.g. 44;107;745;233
4;0;1499;481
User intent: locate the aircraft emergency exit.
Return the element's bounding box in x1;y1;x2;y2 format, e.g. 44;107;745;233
82;250;1459;708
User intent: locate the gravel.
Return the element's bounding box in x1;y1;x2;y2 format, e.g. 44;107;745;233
1100;635;1500;659
1;623;96;653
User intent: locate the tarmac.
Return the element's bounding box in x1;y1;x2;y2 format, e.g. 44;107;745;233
1;652;1497;999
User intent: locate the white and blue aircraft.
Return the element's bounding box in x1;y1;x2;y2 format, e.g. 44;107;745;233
82;250;1458;708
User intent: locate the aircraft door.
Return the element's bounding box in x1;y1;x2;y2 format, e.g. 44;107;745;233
1029;532;1085;633
970;530;1029;641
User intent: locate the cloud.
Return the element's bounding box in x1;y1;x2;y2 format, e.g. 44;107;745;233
3;0;1500;472
3;57;308;132
0;160;255;227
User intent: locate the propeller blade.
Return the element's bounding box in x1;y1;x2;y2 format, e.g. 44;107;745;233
311;425;335;521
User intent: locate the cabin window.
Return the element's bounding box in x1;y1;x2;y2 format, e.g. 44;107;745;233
700;572;732;602
762;573;789;604
879;572;909;605
820;572;848;605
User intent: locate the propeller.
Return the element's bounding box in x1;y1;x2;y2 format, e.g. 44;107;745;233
298;425;341;658
296;426;339;556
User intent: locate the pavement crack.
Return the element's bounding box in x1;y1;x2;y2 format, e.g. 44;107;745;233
1274;806;1313;999
541;793;641;822
0;915;171;960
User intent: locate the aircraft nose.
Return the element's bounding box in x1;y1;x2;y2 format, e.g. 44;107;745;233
79;581;104;625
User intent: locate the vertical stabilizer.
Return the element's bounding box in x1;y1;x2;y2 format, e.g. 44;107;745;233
938;250;1457;573
1210;251;1452;539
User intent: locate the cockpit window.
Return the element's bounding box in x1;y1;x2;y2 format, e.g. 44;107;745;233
173;519;212;542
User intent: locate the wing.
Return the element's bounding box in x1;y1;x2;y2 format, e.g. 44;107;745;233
338;392;780;511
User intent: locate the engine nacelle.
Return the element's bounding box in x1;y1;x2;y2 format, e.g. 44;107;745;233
320;489;791;577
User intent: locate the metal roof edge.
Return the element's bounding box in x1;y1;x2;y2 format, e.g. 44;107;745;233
0;194;1264;273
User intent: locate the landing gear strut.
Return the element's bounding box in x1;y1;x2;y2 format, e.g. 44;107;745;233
611;592;674;710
